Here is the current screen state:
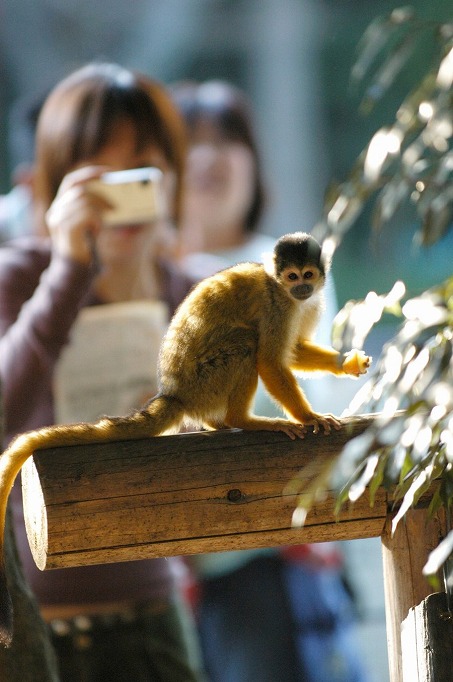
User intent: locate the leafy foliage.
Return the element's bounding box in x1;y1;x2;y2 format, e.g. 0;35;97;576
295;7;453;578
313;8;453;251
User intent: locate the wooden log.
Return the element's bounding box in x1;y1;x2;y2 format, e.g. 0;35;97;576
401;592;453;681
381;507;447;682
22;415;387;570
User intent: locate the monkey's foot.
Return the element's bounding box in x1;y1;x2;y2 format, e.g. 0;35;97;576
342;349;371;377
266;420;307;440
303;413;341;435
229;417;307;440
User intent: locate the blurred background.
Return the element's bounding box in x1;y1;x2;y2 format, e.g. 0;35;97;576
1;0;452;307
1;1;452;680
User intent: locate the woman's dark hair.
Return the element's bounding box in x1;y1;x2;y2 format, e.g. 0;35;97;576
34;62;187;221
170;80;266;232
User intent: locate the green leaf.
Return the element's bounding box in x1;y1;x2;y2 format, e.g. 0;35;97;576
360;31;419;113
419;195;453;246
392;466;433;533
348;454;380;502
351;6;416;88
423;530;453;575
427;487;443;516
289;456;337;527
369;452;388;505
372;176;410;228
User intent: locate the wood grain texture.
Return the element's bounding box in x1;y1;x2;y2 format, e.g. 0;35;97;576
402;592;453;682
22;415;387;570
382;508;447;682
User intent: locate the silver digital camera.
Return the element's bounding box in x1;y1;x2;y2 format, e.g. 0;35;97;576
88;167;165;227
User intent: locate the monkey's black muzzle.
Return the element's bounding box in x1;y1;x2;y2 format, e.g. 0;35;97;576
290;283;313;300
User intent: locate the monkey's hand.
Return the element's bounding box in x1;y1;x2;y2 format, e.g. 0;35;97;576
342;349;371;377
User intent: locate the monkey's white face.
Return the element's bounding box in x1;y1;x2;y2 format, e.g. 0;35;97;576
279;264;324;301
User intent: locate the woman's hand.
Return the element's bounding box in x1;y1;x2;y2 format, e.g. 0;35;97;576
45;166;112;265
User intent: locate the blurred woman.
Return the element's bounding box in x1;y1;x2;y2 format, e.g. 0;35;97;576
0;62;204;682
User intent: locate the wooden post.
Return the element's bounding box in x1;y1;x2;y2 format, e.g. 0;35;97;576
381;507;447;682
401;592;453;681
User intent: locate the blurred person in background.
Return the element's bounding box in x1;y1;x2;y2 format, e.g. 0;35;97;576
0;164;35;242
0;62;205;682
171;79;368;682
0;95;44;243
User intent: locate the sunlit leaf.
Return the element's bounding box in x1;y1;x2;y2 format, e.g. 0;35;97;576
348;454;380;502
325;188;366;235
333;431;376;480
351;14;401;84
427;486;444;516
423;529;453;575
287;456;337;527
419;194;453;246
369;451;388;505
363;127;404;183
331;282;405;354
360;31;419;113
436;44;453;90
351;6;416;89
372;175;410;228
391;445;412;483
378;415;407;446
392;466;434;533
437;466;453;504
397;72;438;133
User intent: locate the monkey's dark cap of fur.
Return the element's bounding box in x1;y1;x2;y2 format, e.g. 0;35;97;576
274;232;326;275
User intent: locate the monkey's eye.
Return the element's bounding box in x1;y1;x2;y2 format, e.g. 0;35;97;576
303;270;314;280
287;272;299;281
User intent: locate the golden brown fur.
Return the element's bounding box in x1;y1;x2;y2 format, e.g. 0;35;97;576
0;232;370;645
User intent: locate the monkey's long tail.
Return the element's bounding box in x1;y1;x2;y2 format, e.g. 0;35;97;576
0;394;184;646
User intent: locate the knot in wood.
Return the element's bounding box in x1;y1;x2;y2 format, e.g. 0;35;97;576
227;488;243;503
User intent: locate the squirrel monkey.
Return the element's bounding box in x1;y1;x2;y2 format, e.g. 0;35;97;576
0;231;370;645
